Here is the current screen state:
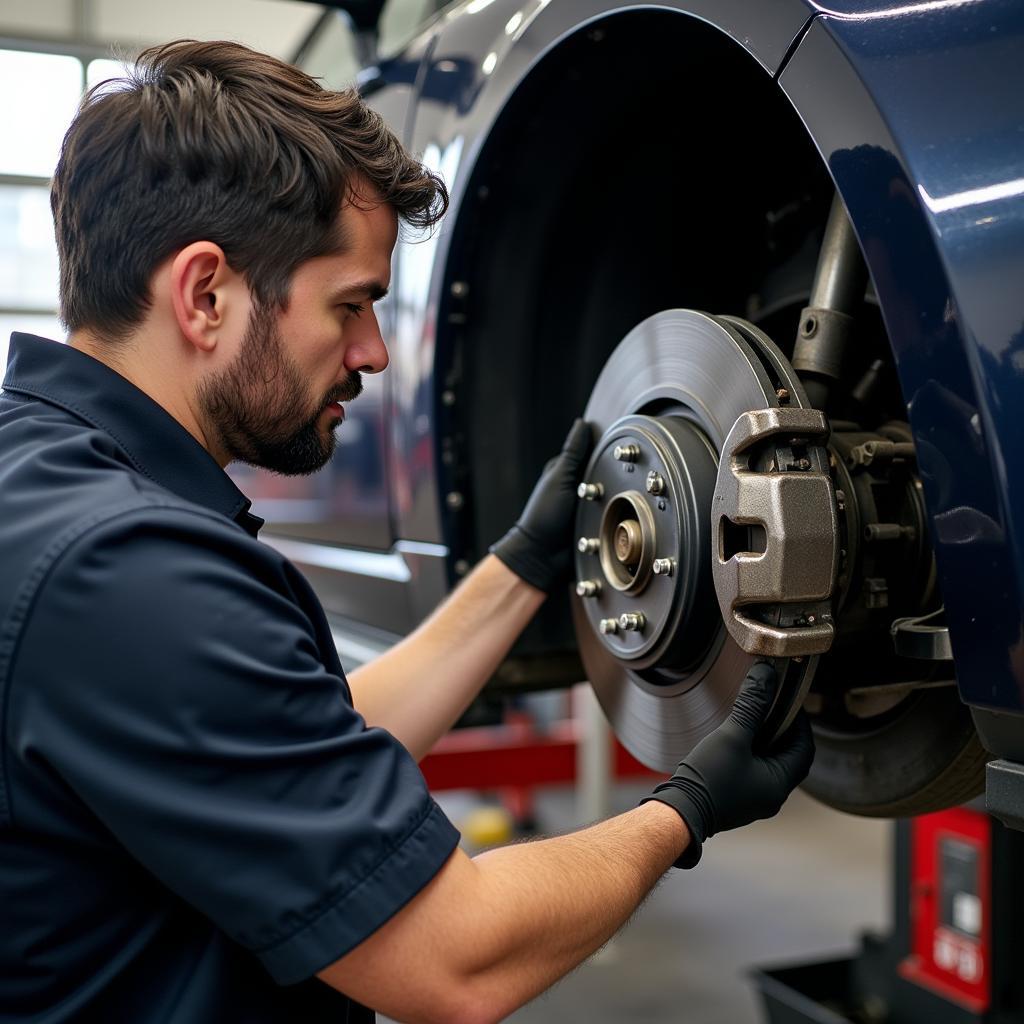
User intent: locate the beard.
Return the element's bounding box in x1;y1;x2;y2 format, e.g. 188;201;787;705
197;302;362;476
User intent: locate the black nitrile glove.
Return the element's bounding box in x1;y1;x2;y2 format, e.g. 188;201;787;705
643;662;815;868
490;418;594;592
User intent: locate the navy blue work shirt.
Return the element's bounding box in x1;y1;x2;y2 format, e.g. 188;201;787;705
0;334;460;1022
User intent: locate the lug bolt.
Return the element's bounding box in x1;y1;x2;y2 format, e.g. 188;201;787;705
576;579;602;598
652;558;675;577
577;536;600;554
645;471;665;496
577;482;604;501
618;611;646;632
599;618;619;635
613;443;640;463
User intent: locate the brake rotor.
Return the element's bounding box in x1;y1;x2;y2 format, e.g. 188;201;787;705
572;309;824;772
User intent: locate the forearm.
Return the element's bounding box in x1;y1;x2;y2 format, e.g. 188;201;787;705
346;555;545;759
457;801;686;1016
319;801;688;1024
320;665;812;1024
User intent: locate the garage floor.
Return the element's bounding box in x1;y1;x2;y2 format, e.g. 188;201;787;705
436;785;890;1024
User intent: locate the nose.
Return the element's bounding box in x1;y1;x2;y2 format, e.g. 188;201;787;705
344;308;390;374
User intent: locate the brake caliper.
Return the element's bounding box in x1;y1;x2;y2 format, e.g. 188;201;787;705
711;407;838;658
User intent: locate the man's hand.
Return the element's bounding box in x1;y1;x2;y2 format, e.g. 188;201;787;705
490;418;593;592
643;661;815;867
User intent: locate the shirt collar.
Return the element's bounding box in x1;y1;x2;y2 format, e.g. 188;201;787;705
2;333;264;537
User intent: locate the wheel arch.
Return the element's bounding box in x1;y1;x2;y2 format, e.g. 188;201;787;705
431;7;834;661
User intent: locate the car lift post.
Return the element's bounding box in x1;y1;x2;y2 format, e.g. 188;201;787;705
753;802;1024;1023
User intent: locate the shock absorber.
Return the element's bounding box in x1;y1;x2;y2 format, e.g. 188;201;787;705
792;193;869;410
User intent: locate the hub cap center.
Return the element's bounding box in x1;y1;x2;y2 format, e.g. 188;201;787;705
599;492;655;592
614;520;641;565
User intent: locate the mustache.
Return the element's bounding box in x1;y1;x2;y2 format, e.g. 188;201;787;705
325;372;363;406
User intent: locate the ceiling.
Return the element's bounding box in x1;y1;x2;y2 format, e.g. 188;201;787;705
0;0;325;61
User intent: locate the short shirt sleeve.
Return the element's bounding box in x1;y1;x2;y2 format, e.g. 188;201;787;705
12;507;460;984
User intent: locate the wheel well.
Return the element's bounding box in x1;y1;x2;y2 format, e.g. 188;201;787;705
437;9;837;660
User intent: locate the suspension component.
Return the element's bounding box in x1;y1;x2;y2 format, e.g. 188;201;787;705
828;422;934;639
792;193;869;409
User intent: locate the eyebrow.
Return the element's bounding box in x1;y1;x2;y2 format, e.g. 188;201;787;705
332;280;390;303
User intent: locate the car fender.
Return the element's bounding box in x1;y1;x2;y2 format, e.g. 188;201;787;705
779;3;1024;740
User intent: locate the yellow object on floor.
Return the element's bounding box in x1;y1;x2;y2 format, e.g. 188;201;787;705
461;805;514;848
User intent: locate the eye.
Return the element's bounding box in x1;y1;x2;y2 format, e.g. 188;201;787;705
344;303;365;317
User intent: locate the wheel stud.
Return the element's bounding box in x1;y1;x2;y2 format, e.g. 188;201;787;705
576;579;602;598
618;611;646;632
613;443;640;462
577;537;600;554
645;471;665;496
599;618;619;635
652;558;675;577
577;482;604;501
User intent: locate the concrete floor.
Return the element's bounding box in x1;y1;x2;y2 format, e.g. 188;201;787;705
439;785;891;1024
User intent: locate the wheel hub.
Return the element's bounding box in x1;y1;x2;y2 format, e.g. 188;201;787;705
574;413;718;675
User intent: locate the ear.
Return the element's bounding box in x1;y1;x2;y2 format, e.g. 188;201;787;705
169;242;236;352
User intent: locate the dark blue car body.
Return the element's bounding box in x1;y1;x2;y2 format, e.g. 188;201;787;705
259;0;1024;796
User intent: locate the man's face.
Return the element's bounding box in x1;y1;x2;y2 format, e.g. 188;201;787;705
198;195;397;475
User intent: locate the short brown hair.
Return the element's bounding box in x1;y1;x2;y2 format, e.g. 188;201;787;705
51;39;447;340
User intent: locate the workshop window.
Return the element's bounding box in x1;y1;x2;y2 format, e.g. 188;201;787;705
294;11;361;89
0;185;59;309
87;57;134;93
0;49;82;178
0;47;86;368
379;0;452;59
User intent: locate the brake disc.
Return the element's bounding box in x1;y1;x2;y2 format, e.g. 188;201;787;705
572;309;836;772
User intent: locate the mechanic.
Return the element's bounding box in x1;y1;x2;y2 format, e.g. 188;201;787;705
0;40;814;1024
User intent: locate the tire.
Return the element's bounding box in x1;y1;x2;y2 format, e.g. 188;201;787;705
802;686;986;816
